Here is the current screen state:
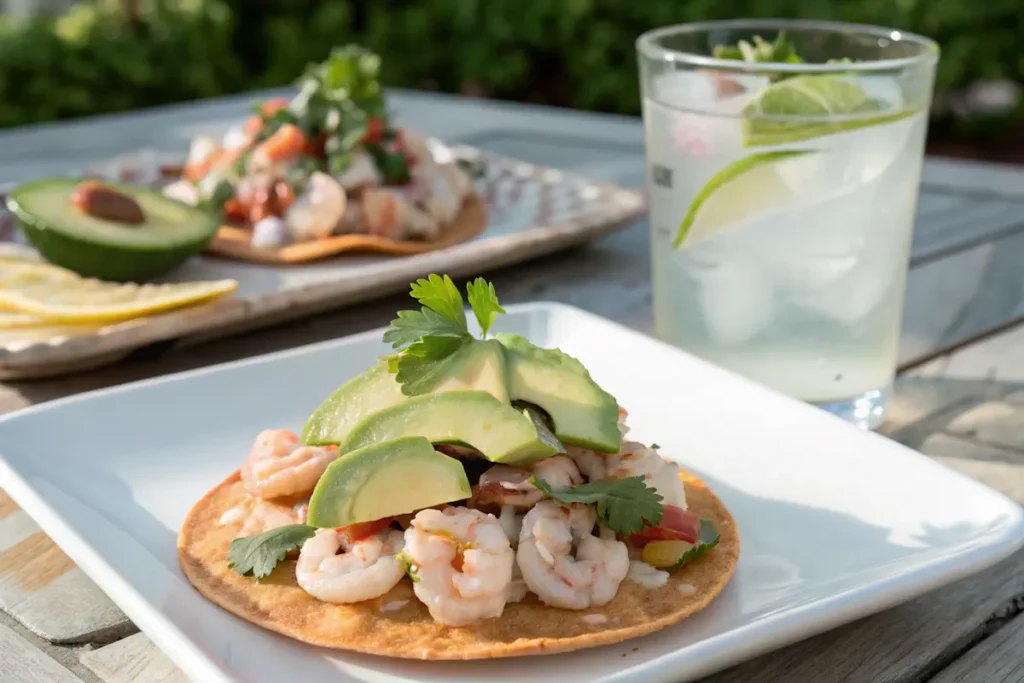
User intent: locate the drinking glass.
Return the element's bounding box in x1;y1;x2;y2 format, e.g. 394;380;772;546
636;19;939;429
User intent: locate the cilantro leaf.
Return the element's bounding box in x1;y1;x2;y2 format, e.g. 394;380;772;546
466;277;506;337
531;476;664;536
382;308;469;350
666;519;720;571
410;274;467;330
393;336;469;396
227;524;316;580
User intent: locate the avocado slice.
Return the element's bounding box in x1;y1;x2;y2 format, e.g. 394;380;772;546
496;333;622;452
302;340;510;446
339;390;562;465
423;338;509;402
306;436;470;528
6;178;220;282
302;363;407;446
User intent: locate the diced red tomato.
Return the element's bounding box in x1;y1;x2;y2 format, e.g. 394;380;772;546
630;505;701;547
223;197;247;222
362;118;386;144
335;517;393;546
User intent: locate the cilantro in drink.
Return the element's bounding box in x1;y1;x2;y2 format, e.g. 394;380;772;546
530;475;664;536
227;524;316;580
382;274;508;396
712;31;803;65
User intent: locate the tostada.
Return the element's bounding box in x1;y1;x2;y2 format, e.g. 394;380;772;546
178;274;738;659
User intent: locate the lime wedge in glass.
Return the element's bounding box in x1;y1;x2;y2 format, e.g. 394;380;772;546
741;75;917;147
673;150;814;249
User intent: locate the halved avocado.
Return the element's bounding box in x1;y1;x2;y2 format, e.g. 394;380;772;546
6;178;220;282
306;436;470;528
339;390;563;466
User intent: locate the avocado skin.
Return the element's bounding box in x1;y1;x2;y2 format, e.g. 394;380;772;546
6;180;219;282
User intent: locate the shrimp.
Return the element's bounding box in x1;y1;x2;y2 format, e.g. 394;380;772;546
296;528;406;604
238;499;302;536
473;456;583;510
605;441;687;510
403;507;514;626
516;501;629;610
284;172;347;241
240;429;339;500
566;445;606;481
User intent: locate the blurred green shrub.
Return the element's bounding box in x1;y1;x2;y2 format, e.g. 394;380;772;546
0;0;1021;135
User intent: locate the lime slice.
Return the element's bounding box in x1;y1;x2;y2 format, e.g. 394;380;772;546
741;75;917;147
0;277;238;323
673;150;813;249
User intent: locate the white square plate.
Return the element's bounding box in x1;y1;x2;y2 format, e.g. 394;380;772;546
1;303;1022;683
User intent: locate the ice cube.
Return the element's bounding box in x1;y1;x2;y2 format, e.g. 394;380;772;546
695;260;776;346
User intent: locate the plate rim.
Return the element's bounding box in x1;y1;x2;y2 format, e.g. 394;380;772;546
1;300;1022;683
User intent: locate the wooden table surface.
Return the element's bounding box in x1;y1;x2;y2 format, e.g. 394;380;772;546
1;89;1024;683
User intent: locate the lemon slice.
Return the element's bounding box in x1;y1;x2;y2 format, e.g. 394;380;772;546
674;150;814;249
0;277;238;323
741;75;916;147
0;260;81;286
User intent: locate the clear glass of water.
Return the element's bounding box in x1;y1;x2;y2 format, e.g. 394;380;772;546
637;20;939;430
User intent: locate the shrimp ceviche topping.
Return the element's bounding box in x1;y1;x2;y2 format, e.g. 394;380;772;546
220;274;722;628
162;45;476;248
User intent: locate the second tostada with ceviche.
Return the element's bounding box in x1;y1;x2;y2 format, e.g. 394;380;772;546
178;274;739;659
162;46;484;264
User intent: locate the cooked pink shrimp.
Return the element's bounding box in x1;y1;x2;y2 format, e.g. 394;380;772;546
240;429;339;500
516;501;629;610
472;455;583;510
296;528;406;604
403;507;514;626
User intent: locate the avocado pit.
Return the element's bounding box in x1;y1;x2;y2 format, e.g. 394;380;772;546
71;180;145;225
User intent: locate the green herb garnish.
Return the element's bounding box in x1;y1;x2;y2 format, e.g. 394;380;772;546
666;520;720;571
227;524;316;580
713;31;803;65
382;274;507;396
396;551;420;582
530;475;664;536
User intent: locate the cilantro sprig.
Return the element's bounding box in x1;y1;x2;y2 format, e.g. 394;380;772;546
382;274;506;396
227;524;316;580
530;475;665;537
666;520;720;571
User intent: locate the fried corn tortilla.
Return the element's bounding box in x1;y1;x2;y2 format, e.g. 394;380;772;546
205;193;486;265
177;469;739;659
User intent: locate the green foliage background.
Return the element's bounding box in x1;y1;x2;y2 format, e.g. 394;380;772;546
1;0;1021;135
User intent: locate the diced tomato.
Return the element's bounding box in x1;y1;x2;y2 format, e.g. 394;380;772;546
362;118;386;144
335;517;393;546
223;197;247;222
254;124;310;164
630;505;701;548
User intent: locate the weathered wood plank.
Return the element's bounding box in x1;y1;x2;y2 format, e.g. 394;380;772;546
701;548;1024;683
0;618;84;683
929;614;1024;683
79;633;187;683
0;491;133;644
919;433;1024;505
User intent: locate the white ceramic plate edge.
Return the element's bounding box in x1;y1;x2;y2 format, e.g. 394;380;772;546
2;302;1023;683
